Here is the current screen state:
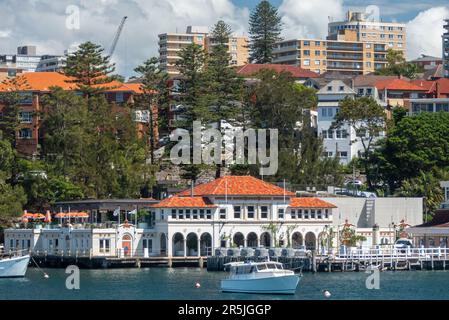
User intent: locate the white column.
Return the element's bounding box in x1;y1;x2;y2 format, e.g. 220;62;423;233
183;239;187;257
197;237;201;257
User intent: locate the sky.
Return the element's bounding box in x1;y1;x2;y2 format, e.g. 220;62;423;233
0;0;448;78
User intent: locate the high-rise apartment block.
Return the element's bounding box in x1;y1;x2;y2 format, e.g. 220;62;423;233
272;39;388;75
328;11;406;55
158;26;249;76
443;19;449;78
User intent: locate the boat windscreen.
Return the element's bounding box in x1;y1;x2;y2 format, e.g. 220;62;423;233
257;264;267;271
266;263;277;270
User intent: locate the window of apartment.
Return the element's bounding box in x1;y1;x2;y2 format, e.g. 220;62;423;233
303;40;310;46
19;92;33;104
297;209;303;219
336;129;348;139
185;209;191;219
291;210;296;219
199;209;205;219
317;210;322;219
171;209;177;219
303;50;310;56
192;209;198;219
231;45;237;51
178;209;184;219
339;86;344;91
356;128;367;137
366;52;371;58
247;206;255;219
315;60;320;66
366;62;372;67
366;44;371;49
315;50;321;56
389;34;394;39
219;208;226;219
398;35;403;39
325;209;329;219
397;43;403;48
303;59;310;66
315;41;321;46
116;92;124;103
19;111;33;123
362;33;367;37
278;208;285;219
206;209;212;220
358;88;364;96
380;34;386;39
388;26;394;31
311;210;316;219
389;42;394;47
234;206;241;219
10;239;14;249
338;151;348;158
304;210;309;219
323;151;333;158
260;206;268;219
18;128;32;139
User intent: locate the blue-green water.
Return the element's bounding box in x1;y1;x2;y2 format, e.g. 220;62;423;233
1;268;449;300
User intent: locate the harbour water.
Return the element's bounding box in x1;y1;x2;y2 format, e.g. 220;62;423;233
1;268;449;300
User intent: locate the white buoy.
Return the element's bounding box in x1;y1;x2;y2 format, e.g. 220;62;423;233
323;290;331;298
195;282;201;288
44;274;49;279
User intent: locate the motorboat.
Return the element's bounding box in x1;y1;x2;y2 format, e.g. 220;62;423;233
0;253;30;278
221;261;300;295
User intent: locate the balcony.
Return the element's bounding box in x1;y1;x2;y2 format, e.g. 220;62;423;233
327;54;363;61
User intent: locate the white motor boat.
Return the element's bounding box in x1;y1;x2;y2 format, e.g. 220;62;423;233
221;261;300;295
0;254;30;278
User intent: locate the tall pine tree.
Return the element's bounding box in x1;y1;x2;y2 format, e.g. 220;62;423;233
249;0;283;64
63;41;116;97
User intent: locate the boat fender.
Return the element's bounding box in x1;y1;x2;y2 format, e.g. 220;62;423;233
323;290;331;298
195;282;201;288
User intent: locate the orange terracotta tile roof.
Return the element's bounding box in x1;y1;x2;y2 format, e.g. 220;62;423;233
0;72;145;93
289;197;337;209
151;196;217;208
178;176;296;197
375;78;427;91
236;64;319;79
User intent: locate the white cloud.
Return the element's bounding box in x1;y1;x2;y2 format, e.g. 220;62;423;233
279;0;345;39
406;6;449;60
0;30;11;38
0;0;249;77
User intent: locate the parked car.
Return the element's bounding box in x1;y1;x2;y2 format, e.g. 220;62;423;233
345;179;363;187
394;238;413;253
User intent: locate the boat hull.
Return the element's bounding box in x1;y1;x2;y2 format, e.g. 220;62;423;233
221;274;300;295
0;255;30;278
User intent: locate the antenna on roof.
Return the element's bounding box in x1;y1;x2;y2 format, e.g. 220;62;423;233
190;180;194;197
225;179;228;204
283;179;286;204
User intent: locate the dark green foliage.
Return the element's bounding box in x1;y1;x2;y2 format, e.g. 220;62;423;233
249;0;283;63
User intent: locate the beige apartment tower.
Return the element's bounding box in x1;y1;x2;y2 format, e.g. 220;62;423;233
328;11;406;56
158;26;248;76
272;39;388;75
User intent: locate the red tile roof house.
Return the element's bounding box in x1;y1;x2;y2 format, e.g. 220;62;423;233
0;72;157;156
150;175;337;257
235;64;320;84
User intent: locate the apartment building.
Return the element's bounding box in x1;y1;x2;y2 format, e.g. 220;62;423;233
443;19;449;78
0;72;157;156
272;38;388;75
158;26;249;76
328;11;406;55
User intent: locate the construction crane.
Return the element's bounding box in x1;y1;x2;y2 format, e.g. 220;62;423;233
108;16;128;58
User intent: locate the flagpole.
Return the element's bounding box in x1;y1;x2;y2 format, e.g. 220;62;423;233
118;206;121;226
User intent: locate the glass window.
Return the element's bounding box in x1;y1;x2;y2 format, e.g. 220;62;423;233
116;92;124;103
325;209;329;219
178;209;184;219
247;206;255;219
185;209;191;219
234;206;241;219
278;208;284;219
171;209;176;219
304;210;309;219
192;209;198;219
199;209;205;219
298;209;303;219
219;208;226;219
261;206;268;219
317;210;322;219
19;128;32;139
291;210;296;219
311;210;316;219
206;209;212;220
303;59;310;66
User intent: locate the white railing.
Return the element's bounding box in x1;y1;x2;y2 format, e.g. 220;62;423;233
335;247;449;261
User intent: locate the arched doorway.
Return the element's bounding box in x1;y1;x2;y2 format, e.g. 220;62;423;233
292;232;303;249
122;234;132;257
233;232;245;247
200;233;212;256
247;233;258;248
186;233;198;257
160;233;167;256
172;233;184;257
260;232;271;248
305;232;316;251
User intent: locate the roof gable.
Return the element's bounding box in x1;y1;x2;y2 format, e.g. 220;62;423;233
152;196;216;208
178;176;295;197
